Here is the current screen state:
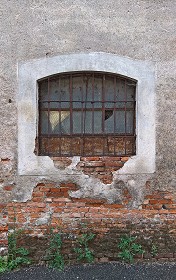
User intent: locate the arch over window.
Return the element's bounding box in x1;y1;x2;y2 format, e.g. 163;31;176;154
18;53;155;175
38;72;136;157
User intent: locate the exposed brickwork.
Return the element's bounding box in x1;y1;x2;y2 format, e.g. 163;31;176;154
5;182;176;263
143;190;176;211
51;157;72;170
0;204;8;255
77;156;129;184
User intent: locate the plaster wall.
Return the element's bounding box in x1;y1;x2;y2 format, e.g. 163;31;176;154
0;0;176;259
0;0;175;202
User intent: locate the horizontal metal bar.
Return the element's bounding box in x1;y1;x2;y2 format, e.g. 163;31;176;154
39;134;136;138
46;154;135;157
39;101;136;104
40;107;135;112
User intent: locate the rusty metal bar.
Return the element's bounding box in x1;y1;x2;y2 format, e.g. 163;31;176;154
58;77;61;156
40;107;135;112
92;73;94;155
47;77;50;156
39;134;136;138
124;79;127;155
102;75;105;155
38;83;42;155
81;74;84;155
113;76;116;155
70;74;73;156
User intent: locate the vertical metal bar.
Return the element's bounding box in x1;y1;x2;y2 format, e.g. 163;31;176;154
124;79;127;155
70;74;73;156
81;74;84;155
92;73;94;155
58;77;61;156
83;75;88;155
38;83;41;155
113;76;116;155
102;74;105;155
47;77;50;156
133;85;136;154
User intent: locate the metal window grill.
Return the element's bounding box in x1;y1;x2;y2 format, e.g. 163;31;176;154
38;72;136;157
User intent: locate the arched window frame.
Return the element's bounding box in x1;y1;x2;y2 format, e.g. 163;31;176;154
37;71;137;157
18;53;155;175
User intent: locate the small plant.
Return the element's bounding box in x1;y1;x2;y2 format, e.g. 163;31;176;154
7;230;31;271
0;230;31;273
46;228;64;271
118;235;145;263
0;256;8;273
74;232;95;263
151;244;158;257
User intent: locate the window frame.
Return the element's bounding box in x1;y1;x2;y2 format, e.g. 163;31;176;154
38;71;137;157
18;53;155;175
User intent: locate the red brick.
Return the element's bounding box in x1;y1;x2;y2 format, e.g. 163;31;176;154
53;198;71;202
0;240;8;245
3;186;13;191
38;187;50;192
33;197;44;202
95;167;105;172
146;194;162;199
66;202;86;207
46;192;61;198
104;204;123;209
80;157;100;161
105;161;123;167
36;183;45;187
32;192;45;197
60;183;77;188
120;157;130;162
85;162;105;167
0;226;8;231
50;202;66;207
50;188;61;193
149;200;161;205
45;198;52;202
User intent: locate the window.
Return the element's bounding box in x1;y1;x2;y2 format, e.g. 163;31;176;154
18;53;155;175
38;72;136;157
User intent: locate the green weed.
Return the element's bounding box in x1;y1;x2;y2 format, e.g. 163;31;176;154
0;230;31;273
151;244;158;257
118;235;145;263
46;229;64;271
74;232;95;263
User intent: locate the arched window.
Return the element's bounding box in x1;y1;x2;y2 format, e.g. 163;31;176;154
18;53;155;175
38;72;136;157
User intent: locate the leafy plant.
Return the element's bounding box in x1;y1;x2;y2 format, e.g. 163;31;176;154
74;232;95;263
7;231;31;271
46;229;64;271
118;235;145;263
0;230;31;273
0;256;8;273
151;244;158;257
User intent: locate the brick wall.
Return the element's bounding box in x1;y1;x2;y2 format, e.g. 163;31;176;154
4;181;176;263
0;204;8;255
52;156;129;184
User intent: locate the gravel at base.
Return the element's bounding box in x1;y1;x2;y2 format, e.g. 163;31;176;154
1;262;176;280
